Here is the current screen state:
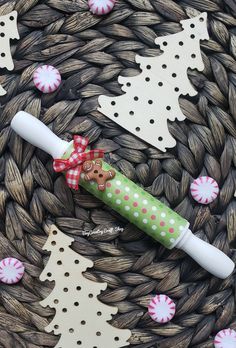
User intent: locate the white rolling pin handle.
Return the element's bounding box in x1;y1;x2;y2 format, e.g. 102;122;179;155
11;111;70;159
177;230;235;279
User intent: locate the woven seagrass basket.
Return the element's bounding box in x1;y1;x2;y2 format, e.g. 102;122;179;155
0;0;236;347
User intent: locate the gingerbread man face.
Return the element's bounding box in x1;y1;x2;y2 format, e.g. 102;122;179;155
82;159;115;191
82;161;93;172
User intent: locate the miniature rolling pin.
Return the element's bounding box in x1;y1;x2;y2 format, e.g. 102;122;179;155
11;111;234;279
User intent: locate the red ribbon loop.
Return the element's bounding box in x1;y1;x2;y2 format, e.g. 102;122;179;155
53;136;104;190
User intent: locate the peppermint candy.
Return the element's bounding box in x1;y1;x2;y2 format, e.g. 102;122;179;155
190;176;219;204
0;258;24;284
214;328;236;348
148;294;176;323
33;65;61;93
88;0;115;15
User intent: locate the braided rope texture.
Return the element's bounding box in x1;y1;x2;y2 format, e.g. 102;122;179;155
0;0;236;347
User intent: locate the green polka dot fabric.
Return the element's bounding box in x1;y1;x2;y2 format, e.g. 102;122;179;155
63;146;189;249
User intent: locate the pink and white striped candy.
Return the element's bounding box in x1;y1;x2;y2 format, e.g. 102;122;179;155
0;258;24;284
33;65;61;93
190;176;219;204
148;294;176;323
88;0;115;15
214;328;236;348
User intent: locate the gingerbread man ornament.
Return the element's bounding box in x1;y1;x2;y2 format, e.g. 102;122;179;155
82;159;116;191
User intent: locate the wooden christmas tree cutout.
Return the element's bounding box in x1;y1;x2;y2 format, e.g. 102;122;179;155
98;12;209;152
0;84;6;96
40;225;131;348
0;10;19;96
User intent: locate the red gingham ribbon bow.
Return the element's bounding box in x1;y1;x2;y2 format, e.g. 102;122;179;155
53;136;104;190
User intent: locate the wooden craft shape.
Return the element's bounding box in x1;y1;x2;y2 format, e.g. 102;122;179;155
40;225;131;348
0;10;19;96
98;12;209;152
0;84;6;96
